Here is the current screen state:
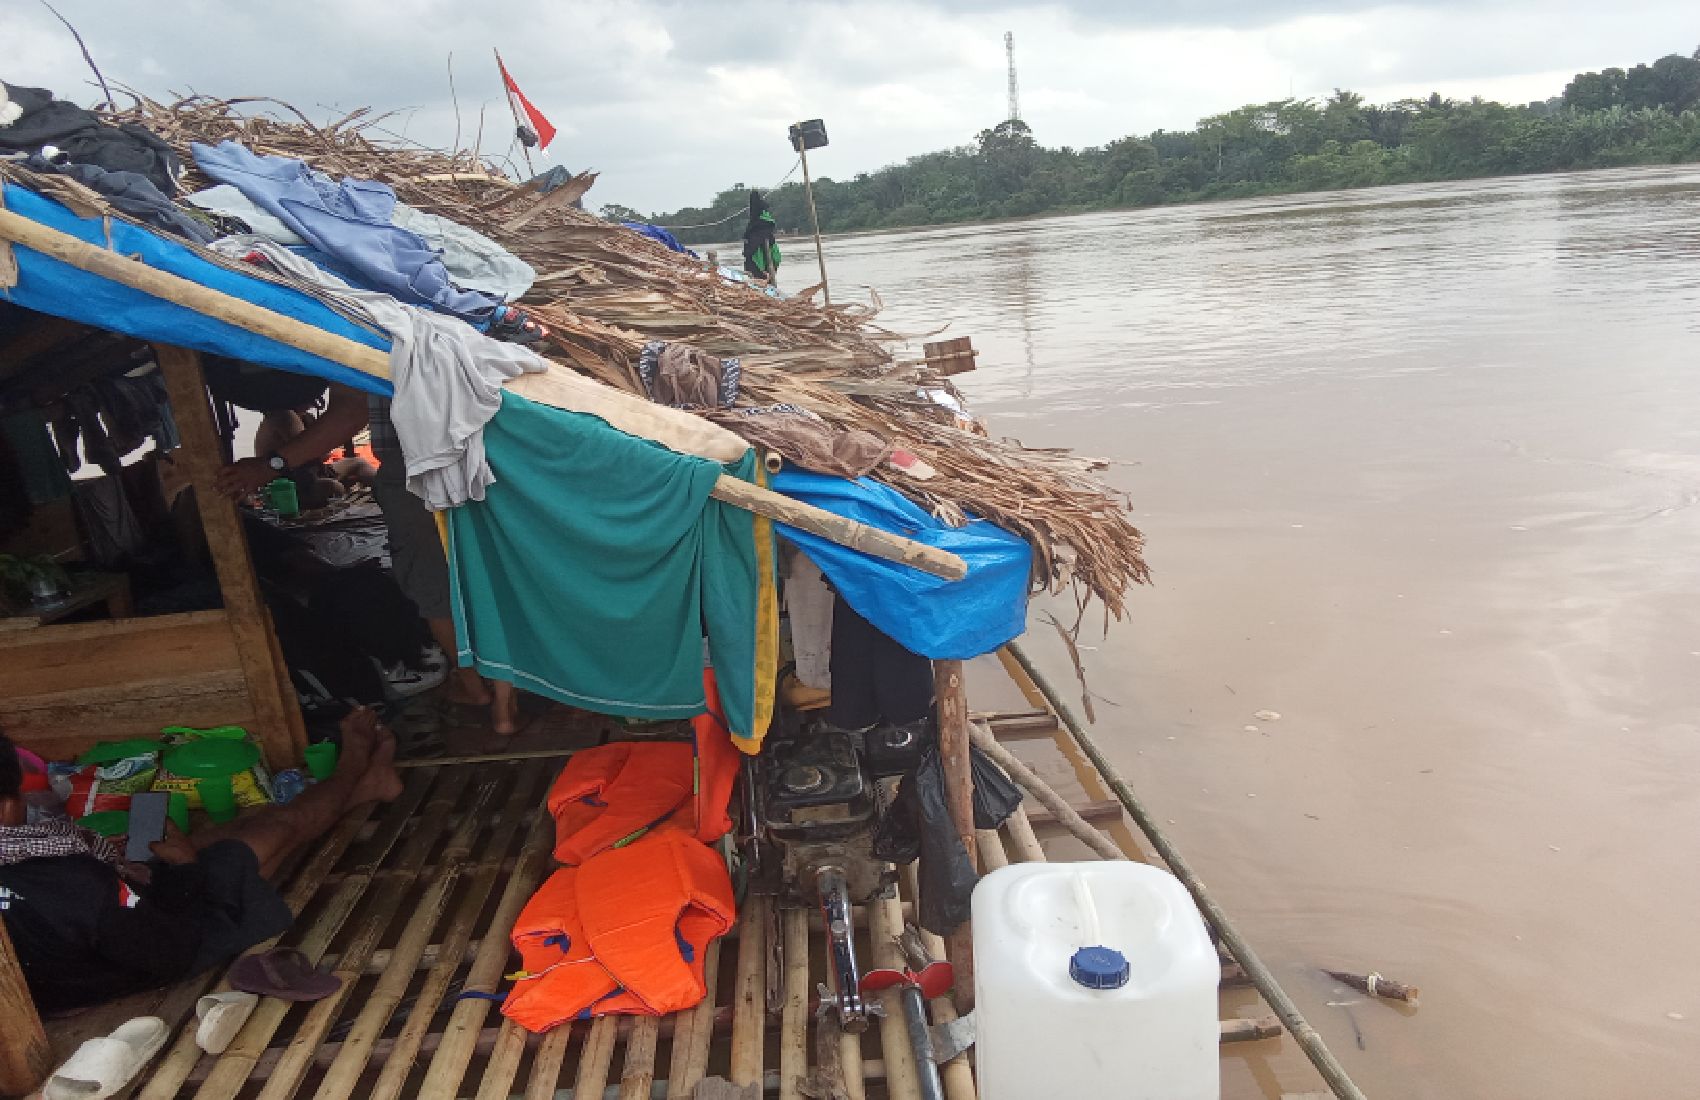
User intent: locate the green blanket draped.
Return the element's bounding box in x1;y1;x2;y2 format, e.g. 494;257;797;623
446;392;769;744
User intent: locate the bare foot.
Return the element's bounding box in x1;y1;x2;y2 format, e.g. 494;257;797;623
336;706;381;775
491;683;521;737
354;729;404;804
443;668;492;707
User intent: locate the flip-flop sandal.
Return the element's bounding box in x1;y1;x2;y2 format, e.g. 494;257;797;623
194;991;258;1054
228;948;343;1002
44;1016;169;1100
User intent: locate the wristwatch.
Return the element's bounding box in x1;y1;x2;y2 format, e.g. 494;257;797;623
265;452;288;473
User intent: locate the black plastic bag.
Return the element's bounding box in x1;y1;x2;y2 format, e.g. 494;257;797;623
873;744;1024;934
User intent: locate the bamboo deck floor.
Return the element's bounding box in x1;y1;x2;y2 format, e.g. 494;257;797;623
48;709;1281;1100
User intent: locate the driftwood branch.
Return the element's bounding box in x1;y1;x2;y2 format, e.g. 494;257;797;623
1324;969;1421;1006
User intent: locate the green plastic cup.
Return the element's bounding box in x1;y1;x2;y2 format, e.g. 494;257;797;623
166;793;190;835
197;777;238;823
303;742;338;782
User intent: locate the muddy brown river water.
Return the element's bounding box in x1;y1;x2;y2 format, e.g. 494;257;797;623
793;166;1700;1098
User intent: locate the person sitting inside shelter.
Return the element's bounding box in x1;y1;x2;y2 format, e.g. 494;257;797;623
252;402;376;510
220;380;520;733
0;713;401;1013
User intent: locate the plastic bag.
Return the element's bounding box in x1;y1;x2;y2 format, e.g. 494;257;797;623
873;745;1023;934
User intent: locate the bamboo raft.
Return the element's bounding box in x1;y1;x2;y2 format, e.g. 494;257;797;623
44;678;1298;1100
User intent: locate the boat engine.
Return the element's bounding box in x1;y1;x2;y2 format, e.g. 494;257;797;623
744;715;932;1031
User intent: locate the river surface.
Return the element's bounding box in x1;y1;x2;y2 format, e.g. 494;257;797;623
796;167;1700;1099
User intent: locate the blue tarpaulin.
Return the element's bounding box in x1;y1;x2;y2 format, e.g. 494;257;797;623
770;468;1031;659
621;221;698;258
0;182;393;397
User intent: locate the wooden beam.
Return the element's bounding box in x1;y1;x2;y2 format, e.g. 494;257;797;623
0;208;966;583
932;659;977;1013
0;919;50;1097
154;344;306;768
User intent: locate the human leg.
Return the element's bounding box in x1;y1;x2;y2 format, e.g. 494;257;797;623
176;709;401;879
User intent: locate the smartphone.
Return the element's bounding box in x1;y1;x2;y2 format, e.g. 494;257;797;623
126;791;170;863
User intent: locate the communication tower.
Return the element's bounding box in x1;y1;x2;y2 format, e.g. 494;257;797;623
1005;31;1021;123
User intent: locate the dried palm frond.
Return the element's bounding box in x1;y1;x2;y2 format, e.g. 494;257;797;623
102;94;1150;618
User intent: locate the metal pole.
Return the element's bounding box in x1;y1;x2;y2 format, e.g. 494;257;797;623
1003;641;1371;1100
796;143;831;307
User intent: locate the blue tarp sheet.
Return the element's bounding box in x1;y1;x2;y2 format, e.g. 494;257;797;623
770;468;1031;660
0;182;392;397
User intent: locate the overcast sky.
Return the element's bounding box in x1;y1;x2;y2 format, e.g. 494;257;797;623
5;0;1695;213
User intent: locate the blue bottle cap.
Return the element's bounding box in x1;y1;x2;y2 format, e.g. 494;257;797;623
1069;945;1130;990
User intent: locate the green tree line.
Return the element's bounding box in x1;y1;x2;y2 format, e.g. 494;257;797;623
631;48;1700;244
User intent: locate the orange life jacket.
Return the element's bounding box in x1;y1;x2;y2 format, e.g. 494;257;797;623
546;669;741;864
502;829;736;1032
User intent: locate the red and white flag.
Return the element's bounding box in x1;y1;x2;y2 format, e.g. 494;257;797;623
496;52;556;154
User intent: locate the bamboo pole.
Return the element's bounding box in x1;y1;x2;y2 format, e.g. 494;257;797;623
900;867;976;1100
0;919;50;1098
1003;642;1369;1100
665;936;722;1097
139;803;379;1100
0;208;393;377
417;808;556;1100
472;1021;529;1100
794;142;831;308
573;1016;621;1097
969;721;1124;862
778;907;811;1100
258;767;479;1100
867;895;923;1100
1001;803;1045;864
729;894;771;1087
524;1025;574;1100
374;767;548;1100
975;828;1009;872
313;767;508;1100
708;477;964;581
0;209;968;583
192;768;437;1100
618;1015;661;1100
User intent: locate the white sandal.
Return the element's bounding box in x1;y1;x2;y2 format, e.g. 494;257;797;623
195;990;259;1054
43;1016;169;1099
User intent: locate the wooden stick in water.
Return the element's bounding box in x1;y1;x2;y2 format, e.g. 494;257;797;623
1323;970;1421;1006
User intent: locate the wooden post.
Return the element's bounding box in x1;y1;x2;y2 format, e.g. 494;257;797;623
795;144;831;307
155;344;307;768
0;918;50;1097
931;659;977;1012
920;337;978;377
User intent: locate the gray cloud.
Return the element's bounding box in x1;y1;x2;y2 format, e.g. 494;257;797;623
4;0;1694;212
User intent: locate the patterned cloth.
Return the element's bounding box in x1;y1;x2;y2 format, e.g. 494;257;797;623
0;818;119;868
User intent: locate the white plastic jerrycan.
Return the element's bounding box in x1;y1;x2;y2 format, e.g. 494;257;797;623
972;860;1220;1100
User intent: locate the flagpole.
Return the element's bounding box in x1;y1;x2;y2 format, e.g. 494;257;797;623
494;48;536;178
